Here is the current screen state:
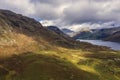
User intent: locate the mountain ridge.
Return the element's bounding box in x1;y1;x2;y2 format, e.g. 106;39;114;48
73;27;120;43
0;9;82;52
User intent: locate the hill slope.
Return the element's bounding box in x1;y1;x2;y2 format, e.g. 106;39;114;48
0;9;82;55
47;26;71;39
0;10;120;80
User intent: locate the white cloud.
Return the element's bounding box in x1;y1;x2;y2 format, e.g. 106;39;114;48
0;0;35;16
67;21;119;32
40;20;55;26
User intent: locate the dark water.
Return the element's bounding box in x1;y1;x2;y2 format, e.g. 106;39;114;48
78;39;120;51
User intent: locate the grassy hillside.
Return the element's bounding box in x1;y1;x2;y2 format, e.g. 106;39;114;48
0;9;80;56
0;47;120;80
0;10;120;80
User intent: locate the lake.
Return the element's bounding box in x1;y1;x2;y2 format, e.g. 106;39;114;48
78;39;120;51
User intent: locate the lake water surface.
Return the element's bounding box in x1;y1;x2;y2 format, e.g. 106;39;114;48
79;39;120;51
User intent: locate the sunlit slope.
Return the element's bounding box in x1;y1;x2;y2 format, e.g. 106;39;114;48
0;48;120;80
0;9;120;80
0;9;80;57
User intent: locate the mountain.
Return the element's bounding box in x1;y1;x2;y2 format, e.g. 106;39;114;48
47;26;75;38
61;28;76;37
73;31;94;39
62;28;74;34
0;9;82;51
105;31;120;42
73;27;120;42
47;26;67;36
0;9;120;80
73;29;111;40
46;26;78;46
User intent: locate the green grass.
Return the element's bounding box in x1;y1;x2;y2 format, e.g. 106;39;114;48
0;52;100;80
76;50;120;80
0;47;120;80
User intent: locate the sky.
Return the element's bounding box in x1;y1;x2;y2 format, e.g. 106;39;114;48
0;0;120;31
